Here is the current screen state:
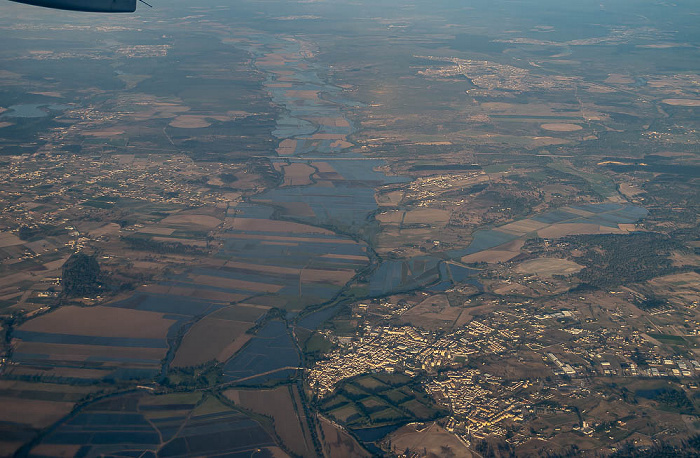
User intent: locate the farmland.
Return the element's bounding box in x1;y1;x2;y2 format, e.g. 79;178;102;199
222;320;301;385
171;304;266;368
320;373;446;437
1;0;699;455
9;306;177;382
453;203;647;263
225;385;317;457
26;392;281;457
385;422;473;458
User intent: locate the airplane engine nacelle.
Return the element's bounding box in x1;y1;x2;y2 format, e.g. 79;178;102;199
9;0;137;12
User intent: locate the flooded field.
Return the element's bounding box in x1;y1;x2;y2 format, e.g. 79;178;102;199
28;392;278;457
451;203;648;259
222;320;300;385
4;30;652;399
240;37;405;231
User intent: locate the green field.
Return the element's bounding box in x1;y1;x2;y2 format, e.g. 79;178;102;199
320;373;446;429
547;161;617;198
647;333;695;347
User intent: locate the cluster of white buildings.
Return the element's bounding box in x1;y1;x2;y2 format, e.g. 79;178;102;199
308;324;479;397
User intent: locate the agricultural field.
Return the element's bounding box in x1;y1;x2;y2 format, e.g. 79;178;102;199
171;303;268;368
318;415;372;458
9;305;177;382
366;256;442;297
384;422;473;458
397;294;466;331
321;374;446;434
454;203;648;263
1;0;699;455
221;320;301;385
0;230;72;316
225;385;316;457
515;258;583;277
255;159;405;232
647;272;700;308
27;392;281;457
0;380;102;456
221;208;370;311
276;161;315;187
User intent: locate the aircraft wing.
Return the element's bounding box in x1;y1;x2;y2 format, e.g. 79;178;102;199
8;0;137;12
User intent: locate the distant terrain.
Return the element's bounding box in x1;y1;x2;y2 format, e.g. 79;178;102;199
0;0;698;456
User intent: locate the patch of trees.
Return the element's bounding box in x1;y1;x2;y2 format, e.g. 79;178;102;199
631;348;648;367
486;191;534;218
533;445;581;458
670;227;700;256
18;225;34;241
644;176;700;225
567;233;689;288
609;436;700;458
441;183;490;200
637;387;696;415
248;157;282;183
246;308;286;335
219;172;238;183
17;224;68;242
164;364;222;389
644;175;700;207
473;437;515;458
633;294;667;311
62;253;101;297
654;388;695;414
636;387;695;415
689;434;700;450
